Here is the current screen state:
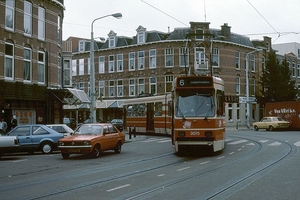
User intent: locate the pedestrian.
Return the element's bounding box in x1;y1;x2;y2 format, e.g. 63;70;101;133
10;115;17;130
0;117;8;134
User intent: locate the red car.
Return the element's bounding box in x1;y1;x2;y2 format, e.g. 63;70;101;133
58;123;125;159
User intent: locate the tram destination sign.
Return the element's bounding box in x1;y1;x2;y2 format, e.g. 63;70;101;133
177;77;212;87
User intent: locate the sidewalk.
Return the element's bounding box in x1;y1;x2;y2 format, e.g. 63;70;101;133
124;131;147;142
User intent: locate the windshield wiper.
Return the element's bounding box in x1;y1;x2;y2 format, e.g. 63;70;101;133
176;105;186;120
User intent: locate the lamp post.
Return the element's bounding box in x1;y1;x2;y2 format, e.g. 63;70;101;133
90;13;122;123
246;48;262;129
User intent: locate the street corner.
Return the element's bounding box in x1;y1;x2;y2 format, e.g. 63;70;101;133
124;133;147;142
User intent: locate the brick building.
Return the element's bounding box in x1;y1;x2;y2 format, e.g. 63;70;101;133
0;0;70;127
64;22;272;127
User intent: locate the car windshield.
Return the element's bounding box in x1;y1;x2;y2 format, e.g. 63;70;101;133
74;125;102;135
274;117;284;121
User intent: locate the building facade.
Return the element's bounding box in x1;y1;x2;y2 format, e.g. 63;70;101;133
0;0;65;128
65;22;273;127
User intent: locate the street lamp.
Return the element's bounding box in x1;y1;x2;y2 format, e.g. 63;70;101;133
246;48;263;129
90;13;122;123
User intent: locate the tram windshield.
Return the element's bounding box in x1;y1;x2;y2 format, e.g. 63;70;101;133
176;90;215;118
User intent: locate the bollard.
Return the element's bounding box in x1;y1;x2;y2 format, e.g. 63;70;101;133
133;126;136;138
129;127;132;139
236;121;239;130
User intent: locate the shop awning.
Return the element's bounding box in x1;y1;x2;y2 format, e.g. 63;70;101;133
49;88;90;105
109;100;124;108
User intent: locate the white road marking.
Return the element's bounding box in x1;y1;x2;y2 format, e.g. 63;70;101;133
229;152;235;155
217;156;225;159
259;140;269;143
158;139;171;143
268;142;281;146
177;167;190;171
12;159;28;163
227;140;248;145
107;184;131;192
247;143;255;146
157;174;165;177
294;141;300;147
199;161;210;165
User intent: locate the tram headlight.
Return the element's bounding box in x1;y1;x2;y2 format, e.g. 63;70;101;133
205;131;213;137
178;131;185;137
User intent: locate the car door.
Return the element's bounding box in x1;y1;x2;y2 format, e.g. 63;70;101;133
260;118;268;129
8;126;32;150
31;126;51;149
108;125;119;149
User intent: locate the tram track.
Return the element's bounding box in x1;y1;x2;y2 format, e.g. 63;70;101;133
2;134;297;200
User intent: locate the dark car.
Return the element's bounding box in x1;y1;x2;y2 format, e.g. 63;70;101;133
7;124;64;154
110;119;123;131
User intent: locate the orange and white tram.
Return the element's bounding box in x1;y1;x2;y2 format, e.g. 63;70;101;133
123;75;225;154
172;75;226;154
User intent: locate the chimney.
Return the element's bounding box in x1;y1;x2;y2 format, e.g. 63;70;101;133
221;23;231;37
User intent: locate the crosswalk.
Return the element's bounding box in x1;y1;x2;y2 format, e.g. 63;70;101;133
141;137;300;147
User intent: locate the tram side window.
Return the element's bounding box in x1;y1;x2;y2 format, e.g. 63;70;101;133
155;102;162;116
127;104;145;116
168;101;172;116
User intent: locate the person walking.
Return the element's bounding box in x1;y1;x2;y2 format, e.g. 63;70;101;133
10;115;17;130
0;117;8;134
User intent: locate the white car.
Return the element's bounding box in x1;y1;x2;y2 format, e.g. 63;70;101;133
46;124;74;137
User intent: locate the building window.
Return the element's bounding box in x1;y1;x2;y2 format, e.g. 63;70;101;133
251;54;255;72
109;37;115;48
138;78;145;95
195;28;204;40
63;59;71;87
109;80;115;97
212;48;219;67
99;56;105;74
138;32;145;44
79;40;85;52
138;51;144;70
235;76;240;95
57;55;61;86
165;48;174;67
99;80;105;99
129;52;135;71
165;75;174;93
79;82;84;90
79;59;84;75
5;42;14;80
195;47;206;69
117;54;123;72
72;60;77;76
38;7;45;40
251;77;256;96
57;15;62;45
179;47;188;67
298;49;300;59
109;55;114;72
262;57;266;71
88;57;90;75
23;47;31;81
236;51;240;69
5;0;14;30
117;79;123;97
38;51;45;83
149;49;156;69
24;1;32;35
149;77;157;95
292;62;296;77
129;78;135;96
297;64;300;77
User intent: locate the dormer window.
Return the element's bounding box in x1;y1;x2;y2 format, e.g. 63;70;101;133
108;30;117;48
195;28;204;40
79;40;85;52
136;25;146;44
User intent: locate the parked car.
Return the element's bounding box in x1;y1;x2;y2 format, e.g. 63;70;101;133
58;123;125;159
110;119;123;131
7;124;64;154
253;116;290;131
0;136;20;157
46;124;74;137
63;118;76;129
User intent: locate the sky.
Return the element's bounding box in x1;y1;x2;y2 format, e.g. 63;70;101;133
62;0;300;44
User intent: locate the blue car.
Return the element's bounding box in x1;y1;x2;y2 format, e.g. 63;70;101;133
7;124;64;154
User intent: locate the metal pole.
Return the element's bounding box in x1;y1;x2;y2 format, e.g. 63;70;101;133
89;13;122;123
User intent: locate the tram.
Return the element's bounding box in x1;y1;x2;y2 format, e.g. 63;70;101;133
123;75;225;154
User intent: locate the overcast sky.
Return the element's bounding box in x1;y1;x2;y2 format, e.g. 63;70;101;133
62;0;300;44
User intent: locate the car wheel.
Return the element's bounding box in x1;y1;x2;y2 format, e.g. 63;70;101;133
41;142;53;154
269;125;274;131
114;141;122;153
62;153;70;159
91;144;100;158
254;125;259;131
